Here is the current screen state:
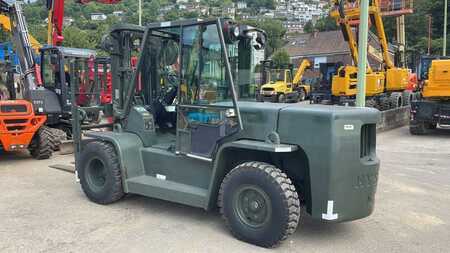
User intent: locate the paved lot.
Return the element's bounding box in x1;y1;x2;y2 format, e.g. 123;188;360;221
0;127;449;253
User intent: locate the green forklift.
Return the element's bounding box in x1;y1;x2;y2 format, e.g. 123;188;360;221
71;19;380;247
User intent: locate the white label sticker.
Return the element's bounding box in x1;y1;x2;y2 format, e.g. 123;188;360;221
322;200;339;221
344;124;354;131
156;174;166;180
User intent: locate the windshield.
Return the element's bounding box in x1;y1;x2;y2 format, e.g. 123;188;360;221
270;70;285;83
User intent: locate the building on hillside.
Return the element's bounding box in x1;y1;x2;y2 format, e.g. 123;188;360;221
283;21;303;33
90;13;107;21
236;1;247;9
112;11;124;17
283;30;394;70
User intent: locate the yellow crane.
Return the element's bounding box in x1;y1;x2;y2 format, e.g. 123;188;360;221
329;0;411;110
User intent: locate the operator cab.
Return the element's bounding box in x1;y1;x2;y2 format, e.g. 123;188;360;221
109;19;265;159
40;46;97;113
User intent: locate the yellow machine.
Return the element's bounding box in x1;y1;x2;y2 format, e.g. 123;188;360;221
330;0;410;109
258;59;311;103
410;57;450;134
422;60;450;98
0;14;41;53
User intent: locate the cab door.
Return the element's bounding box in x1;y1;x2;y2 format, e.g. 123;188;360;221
176;21;242;160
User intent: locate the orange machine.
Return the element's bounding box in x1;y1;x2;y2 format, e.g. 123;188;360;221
0;100;46;152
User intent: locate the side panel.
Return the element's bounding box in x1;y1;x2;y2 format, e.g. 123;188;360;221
140;148;212;189
84;131;145;192
277;105;380;222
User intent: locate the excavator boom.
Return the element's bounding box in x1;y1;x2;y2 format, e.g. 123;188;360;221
0;0;38;96
0;14;41;53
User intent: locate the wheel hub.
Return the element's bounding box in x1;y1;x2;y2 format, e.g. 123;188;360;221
86;157;107;191
233;185;272;228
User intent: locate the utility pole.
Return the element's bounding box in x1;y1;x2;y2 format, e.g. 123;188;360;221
428;15;432;55
139;0;142;26
444;0;448;56
356;0;369;107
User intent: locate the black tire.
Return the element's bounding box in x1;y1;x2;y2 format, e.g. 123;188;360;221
218;162;300;248
366;99;377;108
29;126;56;160
409;120;427;135
298;89;306;102
426;123;437;130
277;94;286;103
402;90;413;106
50;128;68;151
256;93;263;102
389;92;403;109
78;141;124;204
379;97;391;111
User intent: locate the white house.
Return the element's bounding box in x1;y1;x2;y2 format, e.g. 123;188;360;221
90;13;107;21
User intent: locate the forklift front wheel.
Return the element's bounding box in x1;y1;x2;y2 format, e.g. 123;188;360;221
78;141;124;205
218;162;300;248
277;94;286;103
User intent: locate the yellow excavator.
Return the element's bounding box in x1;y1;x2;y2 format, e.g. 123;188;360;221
0;14;41;53
257;59;311;103
330;0;411;110
410;56;450;134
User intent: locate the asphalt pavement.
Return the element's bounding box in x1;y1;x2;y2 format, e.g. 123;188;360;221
0;126;449;253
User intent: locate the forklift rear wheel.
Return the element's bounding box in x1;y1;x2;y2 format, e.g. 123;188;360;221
29;126;56;160
409;120;427;135
78;141;124;204
298;89;306;102
277;94;286;103
218;162;300;248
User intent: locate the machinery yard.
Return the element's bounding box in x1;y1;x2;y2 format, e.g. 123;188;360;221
1;0;450;251
0;127;449;253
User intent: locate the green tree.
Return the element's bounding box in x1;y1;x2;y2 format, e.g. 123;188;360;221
62;26;96;49
314;16;338;32
271;49;290;67
244;19;286;56
304;21;314;33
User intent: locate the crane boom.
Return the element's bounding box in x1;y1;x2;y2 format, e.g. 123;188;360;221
47;0;122;46
292;59;311;85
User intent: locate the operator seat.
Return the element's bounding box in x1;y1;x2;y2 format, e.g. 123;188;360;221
148;85;178;130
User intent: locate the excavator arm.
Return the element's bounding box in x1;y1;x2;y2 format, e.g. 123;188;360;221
332;0;394;70
293;59;311;84
369;0;394;69
330;1;360;66
0;0;38;96
0;14;41;53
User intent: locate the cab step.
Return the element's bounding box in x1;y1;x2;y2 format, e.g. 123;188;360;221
126;175;208;208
